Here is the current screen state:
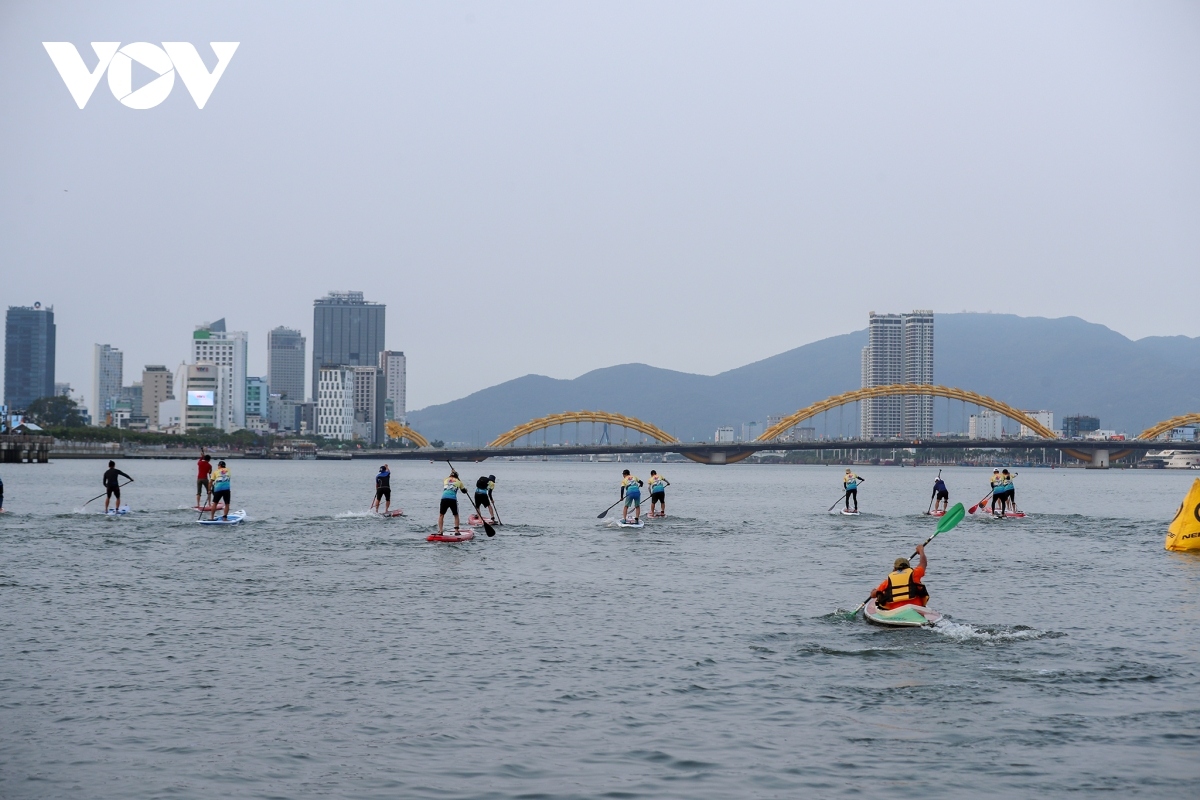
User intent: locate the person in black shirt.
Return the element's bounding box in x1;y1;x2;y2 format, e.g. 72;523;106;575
371;464;392;514
474;475;497;524
102;460;133;513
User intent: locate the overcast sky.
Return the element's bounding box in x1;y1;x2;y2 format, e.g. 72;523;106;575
2;1;1198;411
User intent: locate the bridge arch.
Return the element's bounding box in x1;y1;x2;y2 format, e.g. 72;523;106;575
757;383;1057;441
490;411;679;448
384;420;430;448
1137;414;1200;442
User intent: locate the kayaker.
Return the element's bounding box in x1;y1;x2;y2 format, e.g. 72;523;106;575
843;469;863;512
870;544;929;610
620;469;644;523
474;474;497;523
648;470;670;517
932;475;949;514
209;461;232;521
102;460;133;513
438;469;467;534
195;451;213;509
371;464;392;514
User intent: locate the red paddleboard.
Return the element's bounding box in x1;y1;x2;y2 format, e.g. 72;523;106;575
378;509;404;517
645;512;666;518
428;530;474;542
192;504;218;512
929;509;946;517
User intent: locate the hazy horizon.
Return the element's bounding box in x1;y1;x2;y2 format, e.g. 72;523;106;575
2;1;1198;410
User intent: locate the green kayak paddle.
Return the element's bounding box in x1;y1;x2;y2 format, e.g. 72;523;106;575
843;502;965;619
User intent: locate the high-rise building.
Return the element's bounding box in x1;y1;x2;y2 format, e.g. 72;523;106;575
191;319;247;430
182;363;223;431
92;344;124;426
267;326;306;401
860;311;934;438
141;366;173;428
902;311;934;437
969;410;1003;439
316;366;355;440
1019;410;1054;438
246;376;269;420
351;366;386;444
312;291;385;401
5;303;56;411
1062;415;1100;439
378;350;406;422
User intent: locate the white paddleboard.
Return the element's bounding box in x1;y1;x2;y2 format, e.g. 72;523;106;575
839;508;861;516
104;505;131;516
198;510;246;525
616;519;645;528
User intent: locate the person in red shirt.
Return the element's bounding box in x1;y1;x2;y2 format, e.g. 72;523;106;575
196;452;213;508
870;544;929;610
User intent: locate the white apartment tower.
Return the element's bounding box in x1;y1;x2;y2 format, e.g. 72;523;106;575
92;344;123;426
379;350;406;423
316;366;355;440
860;310;934;438
191;319;247;431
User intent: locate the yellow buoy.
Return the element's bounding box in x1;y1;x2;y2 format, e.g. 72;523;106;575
1166;478;1200;552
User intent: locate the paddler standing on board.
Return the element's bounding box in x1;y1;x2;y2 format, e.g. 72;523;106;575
932;475;949;514
102;460;133;513
474;474;497;524
870;544;930;610
994;469;1017;517
648;470;670;517
438;469;467;534
371;464;392;514
209;460;232;521
843;469;862;512
620;469;644;523
987;469;1002;513
196;451;213;509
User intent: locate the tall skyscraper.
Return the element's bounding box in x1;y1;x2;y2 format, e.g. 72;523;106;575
245;376;269;419
379;350;406;422
901;311;934;437
267;326;306;401
92;344;124;426
312;291;385;401
4;303;55;411
191;319;248;430
860;310;934;438
182;363;222;431
141;365;173;428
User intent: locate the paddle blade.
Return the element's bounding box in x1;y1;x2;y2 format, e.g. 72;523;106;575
484;521;496;537
936;503;965;533
597;508;609;519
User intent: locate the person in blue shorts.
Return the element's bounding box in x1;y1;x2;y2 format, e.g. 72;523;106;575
620;469;644;523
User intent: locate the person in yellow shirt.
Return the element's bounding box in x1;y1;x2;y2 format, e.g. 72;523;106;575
438;470;467;534
620;469;644;523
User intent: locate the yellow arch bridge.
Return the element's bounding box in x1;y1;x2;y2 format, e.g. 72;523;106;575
383;387;1200;466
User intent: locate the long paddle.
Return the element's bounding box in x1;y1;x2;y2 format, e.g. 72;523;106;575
489;490;502;525
597;497;623;519
844;502;965;619
968;490;993;515
447;460;494;537
84;479;132;509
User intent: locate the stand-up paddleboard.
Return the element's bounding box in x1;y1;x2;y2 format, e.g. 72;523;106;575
927;509;946;518
864;599;942;627
467;514;499;527
104;505;131;516
377;509;404;518
192;504;218;512
428;530;474;542
839;508;861;516
198;510;246;525
991;511;1027;519
645;512;666;518
616;518;645;529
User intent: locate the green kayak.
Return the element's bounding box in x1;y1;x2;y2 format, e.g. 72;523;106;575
864;599;942;627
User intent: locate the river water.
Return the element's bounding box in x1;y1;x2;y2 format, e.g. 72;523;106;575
1;459;1198;798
